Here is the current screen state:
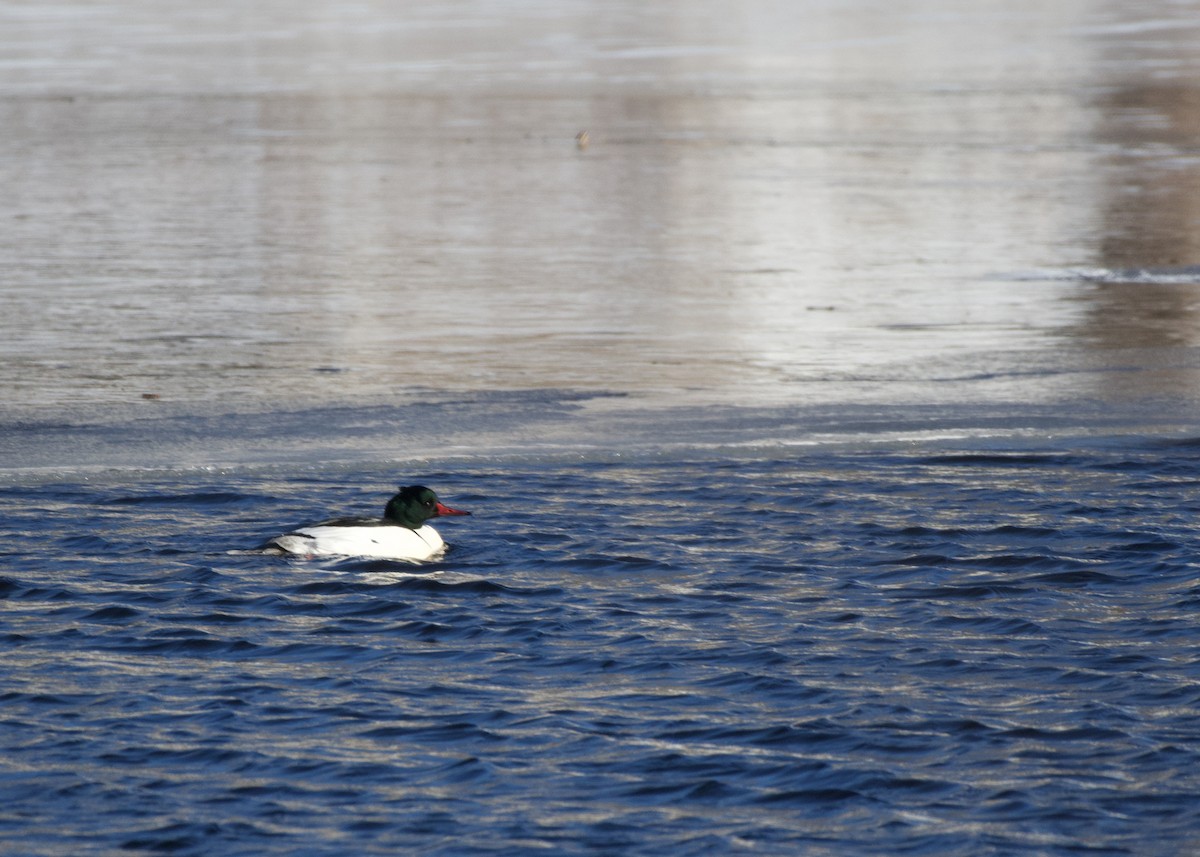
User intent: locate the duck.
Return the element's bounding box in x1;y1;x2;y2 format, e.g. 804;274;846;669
263;485;471;562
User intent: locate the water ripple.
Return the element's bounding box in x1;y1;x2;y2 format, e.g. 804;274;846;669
2;440;1200;854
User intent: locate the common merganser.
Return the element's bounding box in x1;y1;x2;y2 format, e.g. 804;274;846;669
264;485;471;562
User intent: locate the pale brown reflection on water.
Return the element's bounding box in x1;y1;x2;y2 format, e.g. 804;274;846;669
1071;65;1200;401
1;0;1199;417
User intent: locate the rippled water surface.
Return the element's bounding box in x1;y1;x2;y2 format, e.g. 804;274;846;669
4;434;1200;855
5;0;1200;854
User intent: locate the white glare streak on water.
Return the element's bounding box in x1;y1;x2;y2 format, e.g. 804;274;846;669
2;0;1200;439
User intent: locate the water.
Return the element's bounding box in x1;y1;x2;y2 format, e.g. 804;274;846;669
4;436;1200;855
5;1;1200;854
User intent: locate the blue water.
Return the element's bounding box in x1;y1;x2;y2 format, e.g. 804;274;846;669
4;406;1200;855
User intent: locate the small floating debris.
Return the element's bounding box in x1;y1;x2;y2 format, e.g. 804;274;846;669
575;130;590;150
140;393;161;400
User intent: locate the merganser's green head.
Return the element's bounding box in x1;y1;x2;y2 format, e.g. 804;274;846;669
384;485;471;530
